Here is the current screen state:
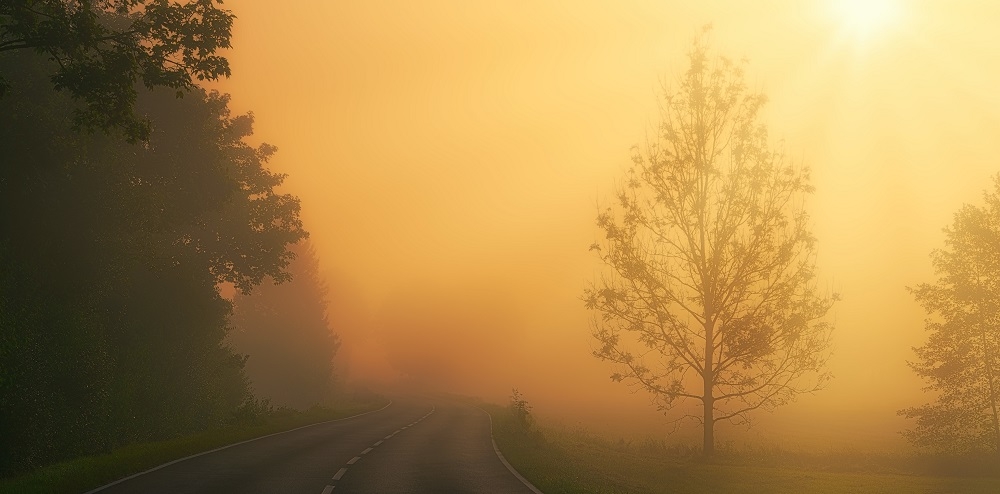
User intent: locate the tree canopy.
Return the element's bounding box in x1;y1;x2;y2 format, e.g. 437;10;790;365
901;177;1000;455
0;50;303;474
0;0;234;141
585;34;836;455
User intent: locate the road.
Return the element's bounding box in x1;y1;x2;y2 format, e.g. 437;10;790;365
90;398;540;494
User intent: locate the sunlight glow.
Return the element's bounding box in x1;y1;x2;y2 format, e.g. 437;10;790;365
831;0;903;40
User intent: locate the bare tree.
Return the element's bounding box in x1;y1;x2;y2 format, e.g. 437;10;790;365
901;177;1000;455
584;33;836;455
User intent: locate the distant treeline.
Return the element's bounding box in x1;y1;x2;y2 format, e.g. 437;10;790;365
230;240;341;411
0;48;335;476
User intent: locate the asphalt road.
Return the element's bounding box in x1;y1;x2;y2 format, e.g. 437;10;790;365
90;398;540;494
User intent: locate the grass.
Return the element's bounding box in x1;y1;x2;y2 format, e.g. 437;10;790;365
0;400;387;494
484;404;1000;494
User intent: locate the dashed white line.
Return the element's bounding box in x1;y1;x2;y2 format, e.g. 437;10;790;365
86;401;394;494
321;405;436;493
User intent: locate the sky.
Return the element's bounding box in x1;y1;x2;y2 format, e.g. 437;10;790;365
213;0;1000;450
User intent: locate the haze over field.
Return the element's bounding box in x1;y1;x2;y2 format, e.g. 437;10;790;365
203;0;1000;449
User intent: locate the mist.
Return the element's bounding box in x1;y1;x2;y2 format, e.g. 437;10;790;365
195;0;1000;452
5;1;1000;491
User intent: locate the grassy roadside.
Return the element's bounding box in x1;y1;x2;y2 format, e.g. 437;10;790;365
484;403;1000;494
0;400;387;494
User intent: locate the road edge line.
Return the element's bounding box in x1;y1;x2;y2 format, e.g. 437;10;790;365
83;400;393;493
477;406;544;494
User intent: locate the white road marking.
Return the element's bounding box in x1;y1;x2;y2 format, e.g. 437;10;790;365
479;406;544;494
84;401;394;494
327;404;436;485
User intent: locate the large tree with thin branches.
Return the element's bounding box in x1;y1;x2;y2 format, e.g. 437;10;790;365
901;177;1000;455
585;34;836;455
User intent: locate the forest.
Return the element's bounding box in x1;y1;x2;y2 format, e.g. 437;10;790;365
0;1;342;479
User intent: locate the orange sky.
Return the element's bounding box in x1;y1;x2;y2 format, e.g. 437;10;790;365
214;0;1000;450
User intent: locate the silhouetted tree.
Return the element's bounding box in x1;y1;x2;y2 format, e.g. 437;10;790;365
230;240;340;410
901;177;1000;455
0;0;233;141
584;32;836;456
0;50;304;473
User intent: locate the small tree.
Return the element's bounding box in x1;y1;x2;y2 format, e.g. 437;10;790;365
901;177;1000;455
509;388;533;430
585;33;836;455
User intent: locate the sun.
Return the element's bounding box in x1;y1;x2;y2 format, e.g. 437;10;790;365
831;0;903;40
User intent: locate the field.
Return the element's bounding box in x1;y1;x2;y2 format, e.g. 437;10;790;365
486;405;1000;494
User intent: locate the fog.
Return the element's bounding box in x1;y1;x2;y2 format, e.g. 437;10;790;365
213;0;1000;450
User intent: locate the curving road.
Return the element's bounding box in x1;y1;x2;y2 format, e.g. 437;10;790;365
89;398;540;494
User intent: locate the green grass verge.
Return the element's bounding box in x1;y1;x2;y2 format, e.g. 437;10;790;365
484;404;1000;494
0;400;387;494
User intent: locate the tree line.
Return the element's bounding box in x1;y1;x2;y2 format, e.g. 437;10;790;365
1;1;339;476
587;29;1000;456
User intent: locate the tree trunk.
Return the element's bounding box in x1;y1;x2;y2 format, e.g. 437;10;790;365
976;312;1000;454
703;392;715;456
984;348;1000;454
703;319;715;456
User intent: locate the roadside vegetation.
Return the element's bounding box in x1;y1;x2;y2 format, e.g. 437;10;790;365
487;392;1000;494
0;397;386;494
1;2;343;485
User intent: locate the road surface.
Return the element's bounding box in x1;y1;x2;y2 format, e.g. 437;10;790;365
90;397;540;493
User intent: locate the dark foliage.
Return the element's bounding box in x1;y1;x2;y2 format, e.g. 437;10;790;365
0;50;304;475
0;0;234;141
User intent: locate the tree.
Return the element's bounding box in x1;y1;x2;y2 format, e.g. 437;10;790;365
230;240;341;410
584;33;836;455
901;177;1000;455
509;388;534;431
0;50;304;473
0;0;233;141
